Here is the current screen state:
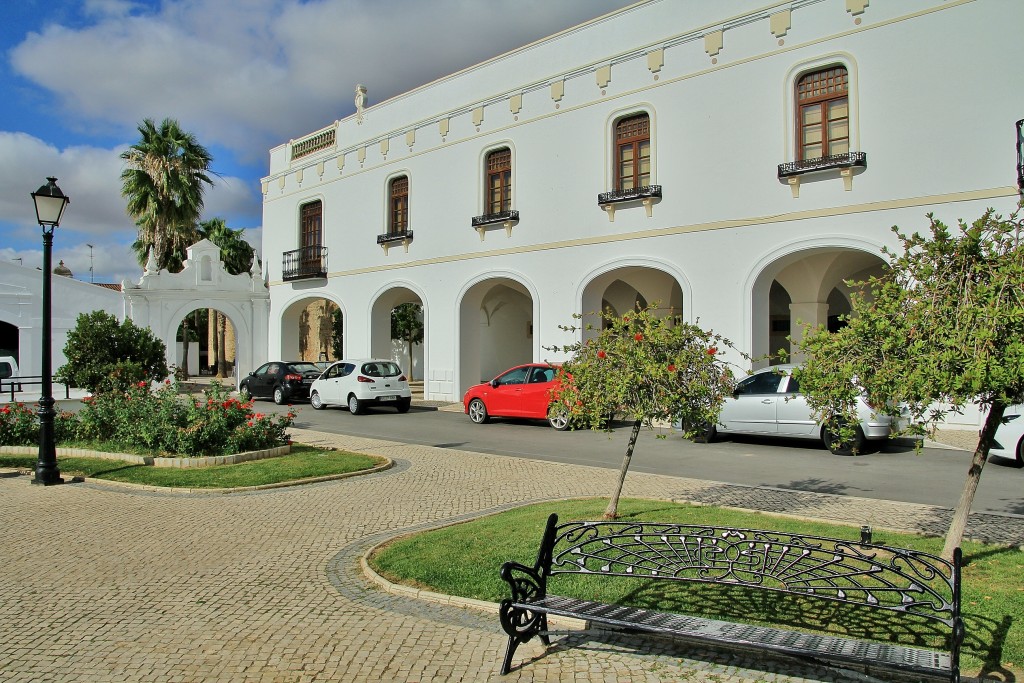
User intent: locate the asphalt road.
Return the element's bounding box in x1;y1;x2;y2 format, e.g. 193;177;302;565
252;399;1024;517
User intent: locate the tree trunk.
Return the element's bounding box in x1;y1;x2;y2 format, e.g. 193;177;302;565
180;317;190;380
603;419;643;520
407;338;415;382
209;309;218;376
217;313;228;378
942;402;1005;560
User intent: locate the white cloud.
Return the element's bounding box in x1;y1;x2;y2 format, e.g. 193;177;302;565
10;0;635;159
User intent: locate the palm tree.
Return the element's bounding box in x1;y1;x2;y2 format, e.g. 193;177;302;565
121;118;213;273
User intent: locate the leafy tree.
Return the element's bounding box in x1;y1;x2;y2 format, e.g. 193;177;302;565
56;311;168;393
121;117;214;273
332;308;344;360
391;303;424;381
795;208;1024;559
549;304;738;519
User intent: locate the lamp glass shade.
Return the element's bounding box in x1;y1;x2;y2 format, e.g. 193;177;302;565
31;178;70;227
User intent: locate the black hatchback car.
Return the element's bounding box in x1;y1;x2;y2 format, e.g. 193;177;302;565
239;361;322;404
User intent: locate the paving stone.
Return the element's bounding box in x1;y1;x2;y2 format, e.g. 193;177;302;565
0;427;1015;682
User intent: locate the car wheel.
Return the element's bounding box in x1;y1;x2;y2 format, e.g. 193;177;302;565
468;398;489;424
1015;437;1024;468
692;422;717;444
273;386;286;405
396;398;411;414
823;424;866;456
348;395;364;415
547;404;571;431
310;391;325;410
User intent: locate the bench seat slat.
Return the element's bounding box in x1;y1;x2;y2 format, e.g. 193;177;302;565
522;595;951;675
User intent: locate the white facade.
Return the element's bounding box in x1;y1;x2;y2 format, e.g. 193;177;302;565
0;261;124;378
261;0;1024;425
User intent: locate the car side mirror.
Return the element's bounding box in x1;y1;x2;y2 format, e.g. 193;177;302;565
249;371;256;377
490;379;499;388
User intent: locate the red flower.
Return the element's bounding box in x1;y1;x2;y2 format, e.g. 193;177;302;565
667;364;676;372
164;379;171;384
137;381;147;387
707;347;718;356
634;333;643;341
623;316;630;324
247;421;254;427
597;350;607;359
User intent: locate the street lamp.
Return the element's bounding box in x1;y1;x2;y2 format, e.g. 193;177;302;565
30;177;70;486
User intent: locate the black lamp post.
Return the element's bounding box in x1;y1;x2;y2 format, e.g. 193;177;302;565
30;177;70;486
1016;119;1023;196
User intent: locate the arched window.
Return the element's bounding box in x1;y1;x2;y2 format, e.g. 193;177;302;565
389;176;409;234
486;148;512;214
796;66;849;161
615;113;651;192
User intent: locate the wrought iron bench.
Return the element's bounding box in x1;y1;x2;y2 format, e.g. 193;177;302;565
499;513;963;681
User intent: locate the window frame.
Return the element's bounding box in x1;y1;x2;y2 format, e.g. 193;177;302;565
795;65;850;162
389;175;409;235
614;113;652;193
300;199;323;250
486;147;513;215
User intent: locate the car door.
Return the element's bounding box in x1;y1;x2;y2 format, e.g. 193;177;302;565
775;373;818;437
487;366;532;417
519;366;556;419
325;363;356;404
719;370;783;434
246;363;273;398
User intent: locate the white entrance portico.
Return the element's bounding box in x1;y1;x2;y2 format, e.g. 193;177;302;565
122;240;270;382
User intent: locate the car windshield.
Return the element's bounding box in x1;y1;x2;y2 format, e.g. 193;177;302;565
290;363;322;373
361;362;403;378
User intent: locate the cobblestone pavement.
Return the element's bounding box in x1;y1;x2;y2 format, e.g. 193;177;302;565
2;429;1019;683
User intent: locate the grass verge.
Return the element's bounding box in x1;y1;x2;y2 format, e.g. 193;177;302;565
369;497;1023;677
0;445;383;488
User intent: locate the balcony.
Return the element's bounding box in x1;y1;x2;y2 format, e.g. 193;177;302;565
471;210;519;240
777;152;866;197
282;246;328;281
597;185;661;221
377;229;413;254
290;126;336;161
777;151;867;178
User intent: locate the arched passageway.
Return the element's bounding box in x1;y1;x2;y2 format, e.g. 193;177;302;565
580;265;684;343
279;296;343;363
751;248;885;367
369;287;425;381
458;278;533;393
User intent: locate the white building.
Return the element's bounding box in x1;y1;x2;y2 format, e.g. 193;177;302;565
261;0;1023;424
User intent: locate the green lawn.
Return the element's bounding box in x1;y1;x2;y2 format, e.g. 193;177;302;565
0;446;384;488
370;498;1023;678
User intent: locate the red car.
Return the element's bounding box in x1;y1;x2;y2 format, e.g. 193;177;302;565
463;363;570;430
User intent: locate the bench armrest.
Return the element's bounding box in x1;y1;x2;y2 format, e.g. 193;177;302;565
500;561;545;604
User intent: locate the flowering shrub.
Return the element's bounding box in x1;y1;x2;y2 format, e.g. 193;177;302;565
10;380;294;456
0;403;78;446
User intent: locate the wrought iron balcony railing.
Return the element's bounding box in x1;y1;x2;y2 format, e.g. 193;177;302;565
471;210;519;227
377;229;414;245
597;185;662;205
778;151;867;178
281;246;328;281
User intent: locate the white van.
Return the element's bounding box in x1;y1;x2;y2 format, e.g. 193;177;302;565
0;356;21;392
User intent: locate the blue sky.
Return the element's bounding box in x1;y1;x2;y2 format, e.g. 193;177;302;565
1;0;636;284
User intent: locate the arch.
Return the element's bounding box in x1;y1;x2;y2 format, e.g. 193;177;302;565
456;270;541;395
368;282;427;381
576;257;690;343
166;301;245;379
278;292;346;363
744;235;886;367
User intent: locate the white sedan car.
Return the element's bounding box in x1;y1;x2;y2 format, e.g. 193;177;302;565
990;405;1024;467
701;365;895;455
309;359;412;415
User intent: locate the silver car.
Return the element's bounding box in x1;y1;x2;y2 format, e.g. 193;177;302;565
702;365;894;455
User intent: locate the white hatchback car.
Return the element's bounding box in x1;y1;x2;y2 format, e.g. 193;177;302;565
990;405;1024;467
702;365;895;455
309;359;412;415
